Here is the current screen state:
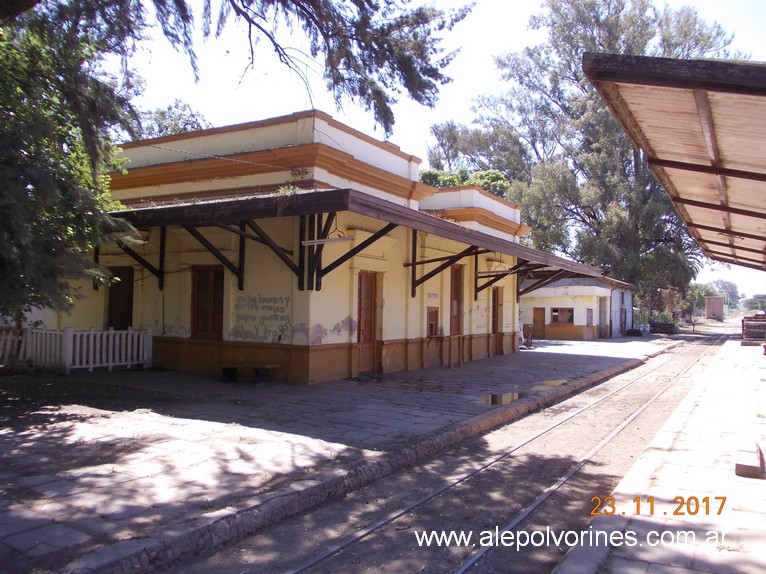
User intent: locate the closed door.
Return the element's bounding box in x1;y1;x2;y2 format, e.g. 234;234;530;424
192;266;224;340
107;266;134;330
357;272;377;373
450;265;463;335
491;287;503;354
533;307;546;339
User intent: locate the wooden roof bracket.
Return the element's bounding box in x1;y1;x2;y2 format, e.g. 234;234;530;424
301;212;337;291
184;225;245;290
518;269;573;298
406;229;487;298
474;257;531;301
211;220;301;283
318;222;399;281
113;226;166;290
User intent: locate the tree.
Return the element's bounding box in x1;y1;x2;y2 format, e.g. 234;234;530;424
419;168;511;198
132;99;212;139
1;0;470;318
710;279;741;309
743;294;766;312
2;0;471;137
0;11;130;318
470;0;739;302
428;121;531;183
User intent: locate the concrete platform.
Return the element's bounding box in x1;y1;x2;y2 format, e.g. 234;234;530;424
0;334;725;573
555;339;766;574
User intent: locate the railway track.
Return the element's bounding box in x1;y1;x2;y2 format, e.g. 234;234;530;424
167;334;729;574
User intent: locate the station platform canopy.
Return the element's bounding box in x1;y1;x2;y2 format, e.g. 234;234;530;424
583;52;766;272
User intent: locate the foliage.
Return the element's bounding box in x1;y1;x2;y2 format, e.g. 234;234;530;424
419;168;511;198
429;0;741;304
427;120;531;183
0;13;130;317
743;294;766;312
709;279;741;309
2;0;472;136
131;99;212;139
2;0;471;317
683;282;719;316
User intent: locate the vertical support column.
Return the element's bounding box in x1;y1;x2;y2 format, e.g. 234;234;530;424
237;221;246;291
307;214;316;291
158;225;166;291
474;252;479;301
410;229;418;298
298;215;306;291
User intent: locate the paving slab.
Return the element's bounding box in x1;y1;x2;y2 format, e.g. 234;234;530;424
0;335;688;573
555;338;766;574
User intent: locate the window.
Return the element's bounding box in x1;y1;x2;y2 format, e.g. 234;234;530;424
551;307;574;324
586;308;594;326
427;307;440;336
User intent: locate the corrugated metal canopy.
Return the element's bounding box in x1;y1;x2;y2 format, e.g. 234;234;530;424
583;52;766;272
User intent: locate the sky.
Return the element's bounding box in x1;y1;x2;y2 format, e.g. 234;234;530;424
126;0;766;298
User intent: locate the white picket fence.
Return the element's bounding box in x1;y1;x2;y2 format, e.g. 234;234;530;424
0;327;152;374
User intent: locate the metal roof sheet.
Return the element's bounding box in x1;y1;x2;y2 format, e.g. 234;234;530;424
583;52;766;272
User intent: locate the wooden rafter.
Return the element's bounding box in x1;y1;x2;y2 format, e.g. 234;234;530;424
114;235;165;290
319;222;399;278
408;229;482;298
183;225;244;290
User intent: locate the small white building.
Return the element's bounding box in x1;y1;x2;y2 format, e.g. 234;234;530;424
519;275;635;340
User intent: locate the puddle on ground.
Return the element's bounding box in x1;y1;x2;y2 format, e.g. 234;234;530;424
478;392;522;406
541;379;567;387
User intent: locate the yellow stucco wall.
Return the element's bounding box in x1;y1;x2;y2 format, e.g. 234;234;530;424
34;211;521;382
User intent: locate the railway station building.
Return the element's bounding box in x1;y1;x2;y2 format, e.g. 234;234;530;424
33;110;604;383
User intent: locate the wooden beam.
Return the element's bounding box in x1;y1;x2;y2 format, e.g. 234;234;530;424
237;221;246;291
685;221;765;242
706;249;765;267
183;226;242;287
475;259;532;300
319;223;399;278
670;196;766;220
114;238;163;288
649;158;766;184
700;238;765;256
583;52;766;96
243;220;300;276
518;270;572;297
410;245;479;298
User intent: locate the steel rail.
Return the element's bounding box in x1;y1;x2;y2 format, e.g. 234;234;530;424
453;333;726;573
285;334;725;574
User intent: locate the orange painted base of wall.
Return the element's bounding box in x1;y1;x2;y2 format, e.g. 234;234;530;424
153;332;520;384
543;324;599;340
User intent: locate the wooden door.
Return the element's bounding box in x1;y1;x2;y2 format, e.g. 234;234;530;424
357;272;377;373
107;266;134;330
192;266;224;340
491;287;503;354
450;265;463;336
533;307;546;339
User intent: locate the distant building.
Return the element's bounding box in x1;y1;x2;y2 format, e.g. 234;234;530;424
519;276;635;341
705;296;726;321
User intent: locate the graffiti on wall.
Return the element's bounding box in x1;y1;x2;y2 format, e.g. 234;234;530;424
230;294;292;343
